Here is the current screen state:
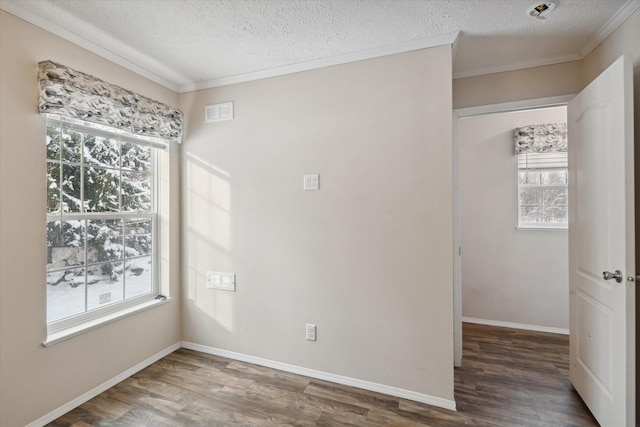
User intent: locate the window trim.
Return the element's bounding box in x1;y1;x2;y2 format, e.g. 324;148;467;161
45;114;163;337
55;116;169;151
43;297;171;347
515;225;568;231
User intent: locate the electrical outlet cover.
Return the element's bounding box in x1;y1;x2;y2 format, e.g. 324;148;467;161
206;271;235;291
306;323;316;341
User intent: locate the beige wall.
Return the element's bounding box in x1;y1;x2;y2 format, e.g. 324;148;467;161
453;61;582;109
460;107;569;329
179;46;454;401
0;11;181;427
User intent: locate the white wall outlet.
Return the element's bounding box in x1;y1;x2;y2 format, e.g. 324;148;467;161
306;323;316;341
206;271;236;291
303;174;319;191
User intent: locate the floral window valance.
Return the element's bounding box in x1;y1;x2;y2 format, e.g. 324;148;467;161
514;123;567;155
38;60;183;143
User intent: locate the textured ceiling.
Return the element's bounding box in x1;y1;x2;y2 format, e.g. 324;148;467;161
1;0;638;92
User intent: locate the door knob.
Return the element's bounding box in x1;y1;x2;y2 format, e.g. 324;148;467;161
602;270;623;283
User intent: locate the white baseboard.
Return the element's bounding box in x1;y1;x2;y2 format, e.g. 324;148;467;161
462;317;569;335
26;342;181;427
181;341;457;411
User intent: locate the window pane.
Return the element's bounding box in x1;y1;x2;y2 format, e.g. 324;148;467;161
87;261;124;310
122;171;151;212
125;218;152;257
519;188;541;205
87;219;123;264
47;267;85;323
85;166;120;212
46;125;61;160
62;125;82;163
543;206;568;224
122;142;150;172
541;170;567;185
84;135;120;167
520;206;541;223
47;162;61;213
125;256;152;299
517;171;527;185
62;164;82;212
543;188;567;207
47;220;85;270
519;170;540;185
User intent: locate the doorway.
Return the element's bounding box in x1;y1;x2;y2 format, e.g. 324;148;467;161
453;95;574;366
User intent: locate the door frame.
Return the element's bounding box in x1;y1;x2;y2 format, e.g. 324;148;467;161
452;94;575;367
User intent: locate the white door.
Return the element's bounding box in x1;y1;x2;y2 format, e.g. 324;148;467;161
568;55;635;427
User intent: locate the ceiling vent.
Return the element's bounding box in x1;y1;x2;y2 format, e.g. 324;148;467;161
205;102;234;123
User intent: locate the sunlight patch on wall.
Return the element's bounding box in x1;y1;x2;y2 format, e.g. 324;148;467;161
185;154;234;332
187;157;231;248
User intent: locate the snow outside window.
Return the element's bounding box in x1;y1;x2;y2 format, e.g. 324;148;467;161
517;152;568;229
45;115;163;331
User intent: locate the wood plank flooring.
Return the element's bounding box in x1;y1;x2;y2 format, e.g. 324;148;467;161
48;323;598;426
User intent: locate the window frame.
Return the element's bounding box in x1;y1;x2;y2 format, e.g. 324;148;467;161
45;114;165;336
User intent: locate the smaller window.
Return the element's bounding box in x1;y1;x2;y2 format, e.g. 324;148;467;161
517;152;568;229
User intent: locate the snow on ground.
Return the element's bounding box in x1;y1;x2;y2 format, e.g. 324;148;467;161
47;256;152;323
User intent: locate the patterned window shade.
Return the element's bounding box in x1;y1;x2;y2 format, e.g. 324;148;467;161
38;61;183;143
514;123;567;155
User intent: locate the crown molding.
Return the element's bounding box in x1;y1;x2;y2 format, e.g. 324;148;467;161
578;0;640;59
178;32;460;93
0;0;181;92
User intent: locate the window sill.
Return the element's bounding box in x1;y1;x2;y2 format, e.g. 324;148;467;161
43;297;172;347
515;226;568;231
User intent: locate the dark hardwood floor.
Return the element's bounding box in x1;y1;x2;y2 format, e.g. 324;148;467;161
48;323;598;426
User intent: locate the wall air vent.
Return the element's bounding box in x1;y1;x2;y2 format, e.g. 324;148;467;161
205;101;234;123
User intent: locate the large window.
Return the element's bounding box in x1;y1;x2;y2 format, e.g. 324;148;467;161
517;152;568;229
46;115;162;329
